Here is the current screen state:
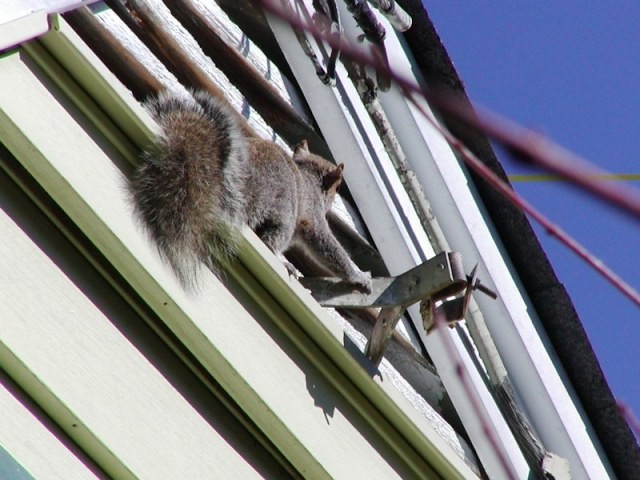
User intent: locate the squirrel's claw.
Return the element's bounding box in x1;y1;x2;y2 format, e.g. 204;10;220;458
351;271;372;294
282;260;300;280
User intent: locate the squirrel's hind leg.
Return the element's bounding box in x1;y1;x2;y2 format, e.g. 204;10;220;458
253;219;295;256
253;220;299;279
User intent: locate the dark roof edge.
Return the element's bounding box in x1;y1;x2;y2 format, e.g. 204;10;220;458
396;0;640;477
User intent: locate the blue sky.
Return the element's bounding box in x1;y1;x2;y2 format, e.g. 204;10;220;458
425;3;640;431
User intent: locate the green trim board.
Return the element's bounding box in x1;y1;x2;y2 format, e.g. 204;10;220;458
38;14;152;152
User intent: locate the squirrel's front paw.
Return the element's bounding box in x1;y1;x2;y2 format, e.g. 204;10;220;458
350;270;372;294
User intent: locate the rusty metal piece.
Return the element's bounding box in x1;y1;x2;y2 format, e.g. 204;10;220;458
365;305;404;364
422;263;498;334
64;7;164;101
300;251;496;364
298;252;464;308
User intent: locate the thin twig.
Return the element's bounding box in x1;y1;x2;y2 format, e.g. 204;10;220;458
406;93;640;307
260;0;640;220
259;0;640;307
618;402;640;439
429;306;517;480
432;96;640;221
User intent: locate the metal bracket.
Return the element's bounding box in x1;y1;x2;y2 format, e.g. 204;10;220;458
298;251;497;365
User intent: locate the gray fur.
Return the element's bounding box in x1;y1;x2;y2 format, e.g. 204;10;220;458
130;90;371;292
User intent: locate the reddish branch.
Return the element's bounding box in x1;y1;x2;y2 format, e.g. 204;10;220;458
260;1;640;474
261;0;640;218
618;402;640;439
259;0;640;307
430;308;518;479
406;94;640;307
432;96;640;220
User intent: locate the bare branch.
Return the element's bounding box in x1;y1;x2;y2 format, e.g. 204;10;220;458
260;0;640;307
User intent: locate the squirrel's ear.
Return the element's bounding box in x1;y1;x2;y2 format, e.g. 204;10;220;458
293;139;310;155
323;163;344;191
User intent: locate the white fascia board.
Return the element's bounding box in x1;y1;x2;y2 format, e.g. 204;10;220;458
0;1;99;49
371;16;613;480
0;27;480;479
0;10;49;50
0;0;97;23
266;4;528;479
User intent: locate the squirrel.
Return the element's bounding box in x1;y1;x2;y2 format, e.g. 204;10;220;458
129;90;372;292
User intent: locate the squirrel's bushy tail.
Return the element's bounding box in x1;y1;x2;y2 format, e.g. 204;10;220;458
130;91;249;288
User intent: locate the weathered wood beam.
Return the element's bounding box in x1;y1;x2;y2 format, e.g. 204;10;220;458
103;0;255;137
163;0;331;157
64;7;163;101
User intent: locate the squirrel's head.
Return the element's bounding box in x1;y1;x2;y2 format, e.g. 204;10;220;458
293;140;344;209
